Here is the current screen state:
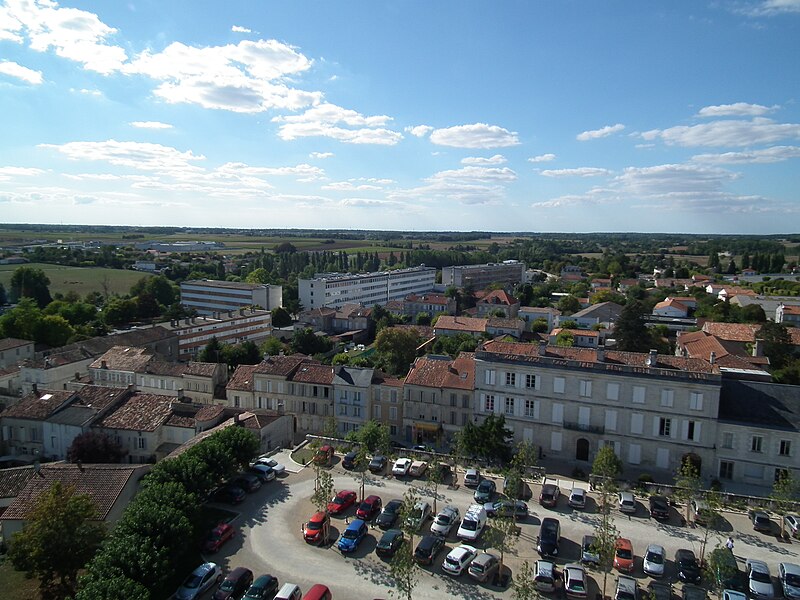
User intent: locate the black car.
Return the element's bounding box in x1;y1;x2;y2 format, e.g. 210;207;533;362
368;455;388;473
376;499;403;529
537;517;561;557
232;473;262;493
649;495;670;520
342;451;358;469
213;484;246;504
675;549;702;584
414;534;445;565
474;479;497;503
647;581;673;600
244;574;279;600
376;529;404;558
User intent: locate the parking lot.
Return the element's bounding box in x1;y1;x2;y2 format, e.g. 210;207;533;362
196;452;800;599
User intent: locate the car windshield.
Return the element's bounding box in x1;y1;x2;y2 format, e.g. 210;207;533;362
333;496;345;505
343;528;360;539
472;563;485;572
446;556;461;567
617;591;634;600
751;570;771;583
220;580;235;592
785;574;800;586
385;502;401;513
462;519;477;531
307;521;322;530
647;551;664;564
754;514;769;524
359;502;371;511
436;514;452;525
568;576;585;591
617;548;633;559
584;540;595;551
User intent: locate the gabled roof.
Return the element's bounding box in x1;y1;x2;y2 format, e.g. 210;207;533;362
434;316;487;333
1;463;148;521
0;338;33;353
487;317;524;329
570;301;624;321
702;322;759;343
478;290;518;306
654;298;689;312
291;363;334;385
405;293;451;305
0;465;35;499
95;393;174;432
719;380;800;430
0;390;73;420
551;328;600;337
333;366;374;388
89;346;152;371
404;352;475;390
226;364;258;392
253;354;311;377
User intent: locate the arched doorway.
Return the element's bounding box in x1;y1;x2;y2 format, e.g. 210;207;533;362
576;438;590;462
681;452;702;474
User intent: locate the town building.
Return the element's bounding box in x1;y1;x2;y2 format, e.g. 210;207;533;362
549;328;602;348
653;298;691;319
777;303;800;326
0;339;34;370
333;366;373;436
370;372;404;439
476;289;520;318
180;279;283;315
519;307;561;332
441;261;526;289
401;293;456;319
155;309;273;358
561;302;623;330
298;266;436;310
298;304;372;336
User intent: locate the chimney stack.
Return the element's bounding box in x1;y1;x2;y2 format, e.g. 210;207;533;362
32;383;38;394
647;349;658;367
538;340;548;356
177;388;184;400
753;339;763;357
709;351;716;365
596;346;605;362
101;360;107;370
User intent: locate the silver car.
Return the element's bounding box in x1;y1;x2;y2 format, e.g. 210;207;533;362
644;544;666;578
430;505;460;537
468;551;500;583
785;515;800;538
746;559;775;600
779;563;800;600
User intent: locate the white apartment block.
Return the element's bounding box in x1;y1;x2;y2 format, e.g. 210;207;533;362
298;266;436;310
441;260;526;289
157;309;273;357
180;280;282;315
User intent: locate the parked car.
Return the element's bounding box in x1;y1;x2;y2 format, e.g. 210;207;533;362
569;487;586;509
504;475;529;499
356;495;383;521
302;584;332;600
457;504;487;542
709;547;743;591
748;510;772;532
342;450;358;469
274;583;303;600
581;534;600;566
368;455;388;473
430;505;460;536
406;500;432;531
213;567;253;600
464;468;481;488
778;563;800;600
484;499;528;520
682;584;708;600
249;464;276;482
337;519;368;553
244;574;279;600
232;473;262;493
746;559;775;600
564;563;588;599
376;529;404;558
537;517;561;557
175;562;223;600
722;591;747;600
469;551;500;583
618;491;636;514
473;479;496;503
615;575;638;600
533;559;558;593
303;511;330;545
414;534;445;565
327;490;357;515
442;544;478;576
392;457;412;477
647;581;673;600
784;515;800;538
376;499;403;529
690;498;719;527
643;544;666;578
539;480;560;507
675;549;702;584
409;460;428;477
203;523;235;553
312;444;334;466
254;456;285;475
213;485;246;505
614;538;635;573
648;495;670;520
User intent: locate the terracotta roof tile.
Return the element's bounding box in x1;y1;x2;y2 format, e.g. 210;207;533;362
405;352;475;390
227;364;258;392
96;393;173;432
0;466;35;499
89;346;152;371
702;322;759;343
478;289;518;306
405;293;451;305
253;355;310;377
434;316;487;333
195;404;224;422
487;317;523;329
290;364;334;384
0;390;73;420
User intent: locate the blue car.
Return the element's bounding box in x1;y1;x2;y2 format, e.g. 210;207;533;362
337;519;368;553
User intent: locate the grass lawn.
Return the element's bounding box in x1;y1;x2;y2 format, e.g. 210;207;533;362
0;263;150;297
291;447;316;465
0;559;41;600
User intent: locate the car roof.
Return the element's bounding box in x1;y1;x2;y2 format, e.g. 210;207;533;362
619;491;634;500
450;545;476;557
747;559;769;570
646;544;665;553
383;528;403;538
414;500;430;509
571;487;586;495
466;468;478;473
226;566;251;579
310;511;327;520
781;562;800;574
346;519;366;530
617;575;637;587
336;489;355;496
565;564;585;576
418;535;440;548
536;559;556;573
364;495;380;502
677;549;696;558
385;499;402;507
473;552;498;564
440;505;459;515
194;562;218;575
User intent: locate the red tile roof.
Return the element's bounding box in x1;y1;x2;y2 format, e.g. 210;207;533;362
702;322;760;343
253;355;310;377
478;289;518;306
290;364;334;384
226;364;258;392
0;465;35;499
434;316;487;333
195;404;224;422
96;393;173;431
405;352;475;390
405;293;451;305
0;390;73;420
89;346;152;371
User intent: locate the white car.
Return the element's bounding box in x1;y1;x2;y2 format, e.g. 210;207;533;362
457;504;487;542
255;456;285;475
643;544;666;578
392;457;412;477
569;487;586;509
779;563;800;600
430;505;460;537
442;544;478;576
618;491;636;514
785;515;800;538
615;575;638;600
746;559;775;600
174;562;222;600
405;500;432;531
722;591;747;600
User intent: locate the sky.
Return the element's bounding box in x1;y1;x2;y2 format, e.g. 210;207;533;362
0;1;799;234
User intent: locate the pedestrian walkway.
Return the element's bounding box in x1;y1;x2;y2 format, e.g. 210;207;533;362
266;448;307;473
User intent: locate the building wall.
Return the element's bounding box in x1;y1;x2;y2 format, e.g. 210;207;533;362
0;343;34;370
21;359;94;395
441;262;526;288
371;384;403;440
299;267;436;310
1;417;46;457
714;422;799;491
180;281;282;315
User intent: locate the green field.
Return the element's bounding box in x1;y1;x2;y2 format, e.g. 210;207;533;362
0;263;150;297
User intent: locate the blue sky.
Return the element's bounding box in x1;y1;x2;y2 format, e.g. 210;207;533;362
1;0;799;233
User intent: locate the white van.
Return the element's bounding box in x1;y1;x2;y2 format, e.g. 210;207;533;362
274;583;302;600
457;504;487;541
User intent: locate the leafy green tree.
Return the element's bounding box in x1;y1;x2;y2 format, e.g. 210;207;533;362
198;337;224;363
705;545;737;597
0;281;7;305
222;340;262;368
530;318;549;333
102;297;138;327
0;297;41;340
75;574;149;600
10;266;52;308
32;314;75;347
9;481;106;600
771;471;798;539
484;514;517;586
456;414;513;463
291;327;333;355
375;327;420;376
390;487;421;600
260;336;285;356
67;431;127;464
273;242;297;254
556;295;581;315
613;300;651;352
271;306;292;327
346;420;391;454
511;560;539;600
760;321;793;369
740;304;766;323
555;330;574;347
415;311;431;326
591;445;622;598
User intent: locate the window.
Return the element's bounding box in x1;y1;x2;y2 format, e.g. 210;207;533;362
136;437;147;450
524;399;537;418
550;431;562;452
659;418;671;437
630;413;644;435
553;377;565;394
579;380;592;398
660;390;674;407
353;406;361;417
484;394;495;412
389;406;398;420
353;391;362;403
689;392;703;411
628;444;641;465
719;461;734;480
552;403;564;424
504;397;515;415
525;374;536;389
751;436;763;453
505;372;516;387
462;395;470;408
632;386;646;404
257;397;266;409
390;389;397;402
462;413;469;425
780;440;791;456
722;432;734;449
606;382;619;401
484;369;496;385
390;425;398;435
312;386;318;397
450;393;457;407
339;404;347;416
373;405;381;419
233;395;240;408
605;409;617;432
686;420;699;442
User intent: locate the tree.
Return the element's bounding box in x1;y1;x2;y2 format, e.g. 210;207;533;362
245;268;269;284
375;327;420;376
102;297;138;327
0;282;7;305
759;321;793;369
10;266;52;308
9;481;107;600
271;306;292;327
512;560;539;600
291;327;333;356
198;337;224;363
704;546;737;597
415;311;431;326
555;330;574;347
390;487;421;600
673;457;702;524
771;471;798;540
32;314;75;347
484;514;518;587
530;318;549;333
346;419;391;454
591;445;622;598
740;304;766;323
556;295;581;315
456;414;514;464
67;431;127;464
613;300;651;352
260;336;285;356
0;297;41;340
273;242;297;254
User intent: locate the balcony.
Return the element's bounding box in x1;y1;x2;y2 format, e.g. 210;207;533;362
563;421;604;435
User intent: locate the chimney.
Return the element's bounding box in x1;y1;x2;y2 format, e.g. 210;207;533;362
647;349;658;367
753;339;763;357
32;383;38;394
538;340;547;356
177;388;184;400
101;360;107;370
74;372;80;381
709;351;716;365
596;346;605;362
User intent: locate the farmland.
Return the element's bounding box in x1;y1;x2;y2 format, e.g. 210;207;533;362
0;263;149;297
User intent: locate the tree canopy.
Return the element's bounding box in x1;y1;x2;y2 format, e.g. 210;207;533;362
613;300;651;352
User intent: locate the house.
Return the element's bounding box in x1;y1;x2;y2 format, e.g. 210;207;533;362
298;304;372;337
777;304;800;326
616;279;640;293
441;261;526;289
370;372;404;440
702;322;761;343
652;298;690;319
476;289;520;318
402;293;456;319
433;316;488;338
590;278;612;291
675;330;771;379
0;339;34;370
563;302;623;330
333;366;373;436
559;266;585;282
519;306;560;332
0;389;75;458
486;317;525;338
549;328;602;348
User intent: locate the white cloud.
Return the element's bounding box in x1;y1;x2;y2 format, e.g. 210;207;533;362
405;125;433;137
528;153;556;163
691;145;800;164
309;152;334;159
272;103;403;145
71;88;102;96
540;167;611;178
696;102;776;117
738;0;800;15
322;182;382;191
39;139;205;172
429;123;520;149
231;25;251;33
429;166;517;183
0;166;46;181
461;154;506;166
0;60;43;84
1;0;127;74
642;118;800;147
340;198;404;208
576;123;625;141
129;121;173;129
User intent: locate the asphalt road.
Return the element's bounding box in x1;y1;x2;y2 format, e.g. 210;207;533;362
194;457;800;600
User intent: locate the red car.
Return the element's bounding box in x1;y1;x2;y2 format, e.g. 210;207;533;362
327;490;357;515
203;523;235;553
356;495;383;521
304;511;331;544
